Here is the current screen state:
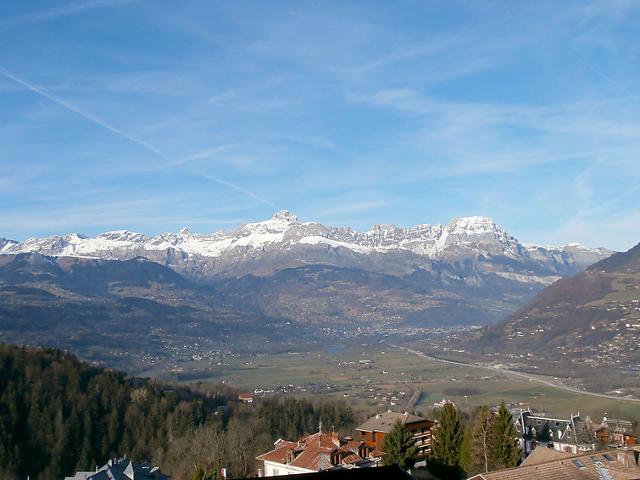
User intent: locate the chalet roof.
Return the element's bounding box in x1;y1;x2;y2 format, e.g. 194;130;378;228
256;432;371;472
517;410;585;444
341;440;365;453
255;440;298;464
520;446;575;466
466;450;640;480
356;411;429;433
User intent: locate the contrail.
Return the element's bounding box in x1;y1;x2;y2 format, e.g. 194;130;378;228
187;170;279;209
0;66;164;157
0;66;277;209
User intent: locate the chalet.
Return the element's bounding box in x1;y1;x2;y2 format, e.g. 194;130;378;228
601;417;637;447
64;458;170;480
355;411;436;458
256;426;379;477
515;410;596;456
238;392;254;403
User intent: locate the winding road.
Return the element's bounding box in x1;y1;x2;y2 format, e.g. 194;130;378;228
391;344;640;404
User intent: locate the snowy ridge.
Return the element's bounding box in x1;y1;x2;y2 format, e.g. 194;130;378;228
1;211;609;265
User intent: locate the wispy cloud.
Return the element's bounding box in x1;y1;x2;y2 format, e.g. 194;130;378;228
186;170;278;210
0;66;279;210
2;1;639;247
1;0;142;27
174;144;240;166
0;66;164;157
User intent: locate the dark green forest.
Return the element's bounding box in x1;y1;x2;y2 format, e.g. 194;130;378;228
0;344;356;480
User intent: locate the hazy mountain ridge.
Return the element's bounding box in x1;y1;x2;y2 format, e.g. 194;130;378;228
476;242;640;373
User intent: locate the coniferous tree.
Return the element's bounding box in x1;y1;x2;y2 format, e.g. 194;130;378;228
381;420;418;470
458;424;473;474
429;403;464;478
0;344;359;480
490;402;521;469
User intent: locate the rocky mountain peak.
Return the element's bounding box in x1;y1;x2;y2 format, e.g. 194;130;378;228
272;210;299;224
0;212;611;275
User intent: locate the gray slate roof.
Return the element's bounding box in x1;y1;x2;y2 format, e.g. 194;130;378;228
64;458;170;480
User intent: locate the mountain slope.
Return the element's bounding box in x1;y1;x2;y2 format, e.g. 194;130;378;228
477;242;640;371
0;212;611;327
0;253;288;372
0;343;228;480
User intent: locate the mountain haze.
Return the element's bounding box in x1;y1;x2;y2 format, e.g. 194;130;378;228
0;253;287;371
477;242;640;373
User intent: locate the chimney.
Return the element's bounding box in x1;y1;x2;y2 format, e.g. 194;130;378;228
220;467;227;479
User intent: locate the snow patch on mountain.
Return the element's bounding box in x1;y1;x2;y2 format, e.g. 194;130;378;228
1;211;611;271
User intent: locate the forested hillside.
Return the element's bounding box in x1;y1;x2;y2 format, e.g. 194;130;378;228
0;344;356;480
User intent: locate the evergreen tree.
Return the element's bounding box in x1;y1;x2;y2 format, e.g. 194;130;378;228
429;403;464;479
381;420;418;470
490;403;521;469
458;424;473;474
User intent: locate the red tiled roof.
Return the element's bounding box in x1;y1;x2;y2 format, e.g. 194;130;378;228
369;449;385;458
299;432;341;449
255;440;298;463
341;453;363;465
257;432;371;472
289;443;334;471
341;440;365;453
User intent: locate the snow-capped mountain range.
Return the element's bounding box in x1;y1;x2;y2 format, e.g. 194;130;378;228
0;211;609;275
0;211;615;329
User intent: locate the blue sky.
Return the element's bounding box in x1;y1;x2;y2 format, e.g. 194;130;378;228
1;0;639;250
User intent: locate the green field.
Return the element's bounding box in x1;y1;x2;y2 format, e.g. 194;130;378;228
178;343;640;422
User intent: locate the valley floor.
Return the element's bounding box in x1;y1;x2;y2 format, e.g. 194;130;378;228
147;340;640;423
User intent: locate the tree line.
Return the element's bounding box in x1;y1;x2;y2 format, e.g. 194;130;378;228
429;402;521;478
378;402;520;479
0;344;355;480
